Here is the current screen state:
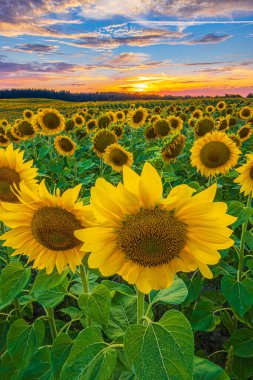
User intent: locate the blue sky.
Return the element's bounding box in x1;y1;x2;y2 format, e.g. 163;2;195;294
0;0;253;95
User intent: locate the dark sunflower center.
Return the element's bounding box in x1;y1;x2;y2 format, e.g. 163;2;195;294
239;127;250;138
0;167;20;202
250;166;253;180
58;138;74;152
133;111;144;124
146;126;157;139
118;208;186;267
110;149;128;166
31;206;82;251
0;135;8;144
200;141;231;168
43;113;60;129
75;116;83;125
170;119;179;128
94;133;116;153
196;119;214;136
242;109;250;117
155;120;170;136
18;121;34;136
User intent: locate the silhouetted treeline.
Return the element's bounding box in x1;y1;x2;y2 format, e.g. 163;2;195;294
0;89;246;101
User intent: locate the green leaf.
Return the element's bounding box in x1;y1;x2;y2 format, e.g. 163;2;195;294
150;275;188;305
20;346;51;380
0;320;10;354
0;351;19;380
182;275;203;307
101;280;135;296
60;326;117;380
225;328;253;357
193;357;229;379
33;277;69;308
51;333;73;379
78;284;111;326
32;269;68;292
221;275;253;317
231;356;253;380
105;293;136;340
0;262;31;309
245;231;253;251
190;301;219;332
7;319;45;372
124;310;194;380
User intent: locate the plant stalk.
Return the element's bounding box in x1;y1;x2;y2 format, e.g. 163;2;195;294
137;290;145;324
238;191;252;281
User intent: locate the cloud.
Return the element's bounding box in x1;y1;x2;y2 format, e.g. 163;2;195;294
3;43;59;54
184;33;232;45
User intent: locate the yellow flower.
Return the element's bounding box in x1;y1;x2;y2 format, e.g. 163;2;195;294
191;131;240;177
38;108;65;135
239;106;252;120
104;143;133;171
86;119;98;134
154;118;170;137
127;107;148;129
194;117;215;138
55;136;76;156
74;114;85;127
16;120;36;140
168;115;183;132
115;111;125;123
162;134;186;163
0;134;9;147
0;144;37;204
75;163;235;293
0;181;93;274
23;109;34;121
206;105;215;114
93;129;117;157
234;154;253;196
238;125;252;141
216;101;226;111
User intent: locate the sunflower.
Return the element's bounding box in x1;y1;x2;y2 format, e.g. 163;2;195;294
75;127;87;140
234;154;253;196
162;133;186;163
216;117;229;132
153;118;170;138
103;143;133;172
74;115;85;127
23;109;34;121
0;144;37;204
115;111;125;123
5;128;20;143
86;119;98;134
112;125;124;139
195;117;215;138
191;131;240;177
97;114;111;129
188;117;198;128
0;120;9;129
0;181;93;274
239;106;252;120
226;115;237;128
93;129;117;157
75;163;236;293
38;108;65;135
32;115;43;133
216;101;226;111
238;125;252;141
65;119;76;132
127;107;148;129
55;136;76;156
228;133;241;147
16;120;36;140
145;125;157;140
168;116;183;132
0;134;9;147
106;111;116;123
206;105;215;114
191;109;203;119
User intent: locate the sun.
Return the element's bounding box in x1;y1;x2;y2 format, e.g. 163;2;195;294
134;83;148;92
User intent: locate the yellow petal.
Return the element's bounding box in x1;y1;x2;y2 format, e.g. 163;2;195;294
139;162;163;209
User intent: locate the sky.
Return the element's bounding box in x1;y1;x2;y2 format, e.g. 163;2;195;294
0;0;253;96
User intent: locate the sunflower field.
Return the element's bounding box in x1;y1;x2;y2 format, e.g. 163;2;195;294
0;97;253;380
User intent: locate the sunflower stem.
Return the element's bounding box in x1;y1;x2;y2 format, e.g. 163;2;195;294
45;307;57;341
137;290;145;324
80;264;89;293
238;191;252;282
99;157;104;177
207;176;212;187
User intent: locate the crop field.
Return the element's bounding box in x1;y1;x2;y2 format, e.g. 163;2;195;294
0;97;253;380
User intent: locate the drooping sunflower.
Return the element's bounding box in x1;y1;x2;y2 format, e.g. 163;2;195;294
23;109;34;121
38;108;65;135
106;111;116;123
55;136;76;156
162;133;186;163
0;181;93;274
75;127;87;140
112;125;124;139
194;117;215;138
239;106;252;120
154;118;170;137
16;120;36;140
188;117;198;128
103;143;133;172
216;101;226;111
145;125;157;140
228;133;241;148
75;163;236;293
86;119;98;134
93;129;117;157
191;131;240;177
97;114;111;129
0;134;9;147
5;128;20;143
168;115;183;132
234;154;253;196
226;115;237;128
65;119;76;132
238;125;252;141
127;107;148;129
0;144;37;204
31;115;43;133
216;117;229;132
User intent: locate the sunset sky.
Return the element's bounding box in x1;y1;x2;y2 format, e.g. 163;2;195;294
0;0;253;96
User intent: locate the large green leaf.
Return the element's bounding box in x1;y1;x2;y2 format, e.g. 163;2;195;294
193;357;229;379
51;333;73;379
221;275;253;316
231;356;253;380
32;269;68;292
0;351;19;380
225;328;253;357
105;293;137;340
78;284;111;326
150;275;188;305
124;310;194;380
33;277;69;308
20;346;51;380
101;280;135;296
60;326;117;380
182;275;203;307
0;262;31;309
190;301;219;332
7;319;45;372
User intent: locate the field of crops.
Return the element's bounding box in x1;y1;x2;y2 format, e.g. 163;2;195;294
0;97;253;380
